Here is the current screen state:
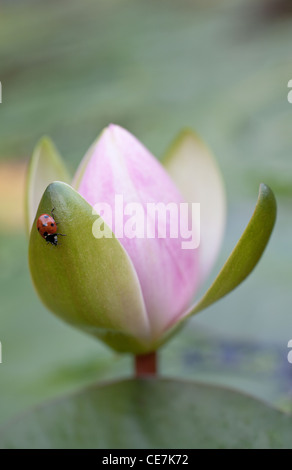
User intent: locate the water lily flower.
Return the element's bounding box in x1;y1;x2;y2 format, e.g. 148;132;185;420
26;125;276;355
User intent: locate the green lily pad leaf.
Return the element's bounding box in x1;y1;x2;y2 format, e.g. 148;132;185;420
185;183;277;318
1;378;291;449
29;181;151;354
25;137;71;234
162;129;226;283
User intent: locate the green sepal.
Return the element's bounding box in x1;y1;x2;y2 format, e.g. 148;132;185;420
25;137;71;234
29;182;152;354
186;183;277;317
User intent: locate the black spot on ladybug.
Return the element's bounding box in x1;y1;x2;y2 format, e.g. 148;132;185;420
44;232;48;237
37;227;39;231
51;223;55;227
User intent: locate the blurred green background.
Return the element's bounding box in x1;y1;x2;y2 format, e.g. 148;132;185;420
0;0;292;426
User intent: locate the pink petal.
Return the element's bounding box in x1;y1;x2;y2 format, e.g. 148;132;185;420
75;125;200;338
163;130;226;284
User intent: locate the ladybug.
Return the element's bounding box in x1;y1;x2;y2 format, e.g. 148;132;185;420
37;208;66;246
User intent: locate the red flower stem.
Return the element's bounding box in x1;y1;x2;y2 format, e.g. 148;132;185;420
135;351;157;377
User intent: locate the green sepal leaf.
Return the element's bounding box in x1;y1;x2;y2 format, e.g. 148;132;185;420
185;183;277;317
29;182;152;354
1;378;291;449
25;137;71;234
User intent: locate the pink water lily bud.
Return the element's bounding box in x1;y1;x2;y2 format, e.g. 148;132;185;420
74;124;200;339
28;124;276;355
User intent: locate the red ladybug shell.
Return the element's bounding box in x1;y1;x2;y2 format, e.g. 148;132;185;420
37;214;57;239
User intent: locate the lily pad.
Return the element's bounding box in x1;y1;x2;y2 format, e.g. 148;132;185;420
1;378;291;449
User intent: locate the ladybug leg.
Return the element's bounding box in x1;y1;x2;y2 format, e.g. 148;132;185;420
56;235;66;247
